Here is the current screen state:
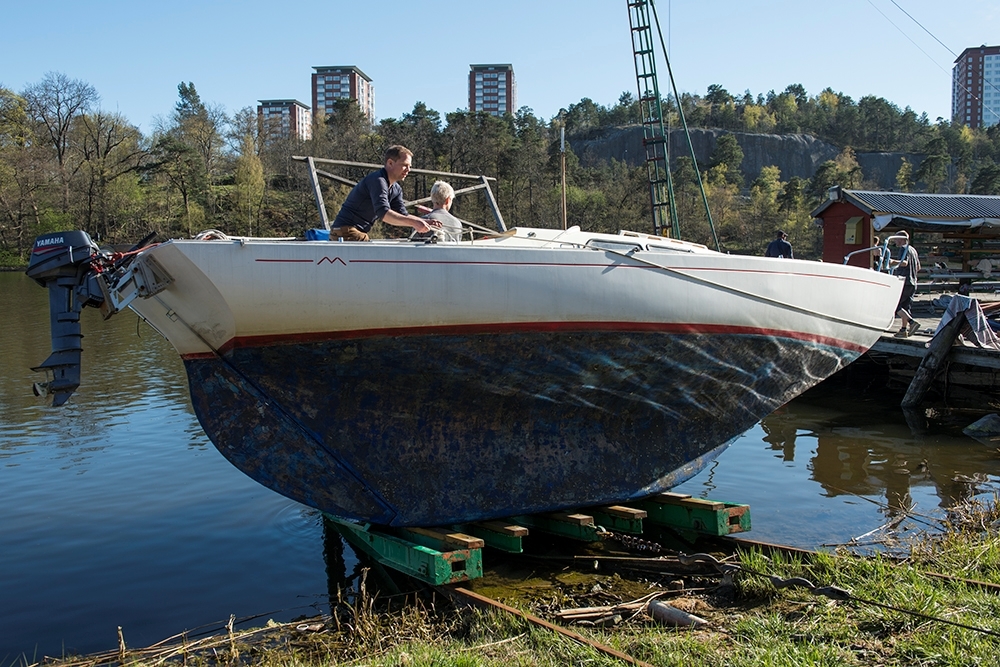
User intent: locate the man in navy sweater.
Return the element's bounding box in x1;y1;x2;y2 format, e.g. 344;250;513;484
329;145;435;241
765;230;794;258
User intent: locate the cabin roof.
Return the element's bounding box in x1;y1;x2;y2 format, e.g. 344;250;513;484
812;187;1000;231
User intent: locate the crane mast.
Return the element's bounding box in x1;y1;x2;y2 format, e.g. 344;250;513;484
626;0;679;238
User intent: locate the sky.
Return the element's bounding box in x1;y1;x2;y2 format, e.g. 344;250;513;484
3;0;999;134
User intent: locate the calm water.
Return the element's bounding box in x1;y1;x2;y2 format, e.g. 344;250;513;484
3;270;999;660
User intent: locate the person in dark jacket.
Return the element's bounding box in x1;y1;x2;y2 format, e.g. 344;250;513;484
765;230;793;258
329;145;434;241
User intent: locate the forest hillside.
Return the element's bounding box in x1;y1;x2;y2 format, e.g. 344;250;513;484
3;76;999;265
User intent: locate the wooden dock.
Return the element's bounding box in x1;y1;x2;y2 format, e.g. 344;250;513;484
865;293;1000;391
870;333;1000;372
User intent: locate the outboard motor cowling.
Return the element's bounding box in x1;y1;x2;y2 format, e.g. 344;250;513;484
25;231;105;406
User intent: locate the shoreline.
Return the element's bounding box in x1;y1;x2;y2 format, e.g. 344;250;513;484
31;509;1000;667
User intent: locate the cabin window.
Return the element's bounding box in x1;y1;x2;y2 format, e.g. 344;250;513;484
646;243;693;253
586;240;643;254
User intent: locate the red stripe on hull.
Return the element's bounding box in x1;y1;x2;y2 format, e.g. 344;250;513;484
180;321;870;360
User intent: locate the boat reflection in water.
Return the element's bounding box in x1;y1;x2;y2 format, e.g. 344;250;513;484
675;377;1000;549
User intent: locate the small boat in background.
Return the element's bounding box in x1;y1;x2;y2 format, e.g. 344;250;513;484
26;164;902;527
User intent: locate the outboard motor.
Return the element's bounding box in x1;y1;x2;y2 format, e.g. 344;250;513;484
25;231;107;406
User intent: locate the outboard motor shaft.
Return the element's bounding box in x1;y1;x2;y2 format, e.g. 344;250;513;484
25;231;106;406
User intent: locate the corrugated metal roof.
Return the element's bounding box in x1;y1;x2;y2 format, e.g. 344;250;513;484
831;189;1000;219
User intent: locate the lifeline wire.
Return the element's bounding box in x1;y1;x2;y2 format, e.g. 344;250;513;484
470;227;898;334
867;0;999;120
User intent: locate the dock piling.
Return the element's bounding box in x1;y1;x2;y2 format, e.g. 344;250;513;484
901;313;965;407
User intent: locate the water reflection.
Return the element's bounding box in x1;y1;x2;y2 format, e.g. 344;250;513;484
1;272;345;659
321;517;404;599
760;393;1000;515
674;384;1000;548
760;410;797;462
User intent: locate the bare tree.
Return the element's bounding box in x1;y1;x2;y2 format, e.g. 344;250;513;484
73;111;148;240
21;72;98;211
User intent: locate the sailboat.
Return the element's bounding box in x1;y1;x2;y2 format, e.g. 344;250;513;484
26;200;901;525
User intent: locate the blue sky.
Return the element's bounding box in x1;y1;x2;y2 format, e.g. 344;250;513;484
3;0;998;133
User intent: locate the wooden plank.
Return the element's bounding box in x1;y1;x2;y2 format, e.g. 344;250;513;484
636;495;751;536
472;520;529;537
328;518;483;585
870;338;1000;370
441;587;656;667
511;513;601;541
589;506;645;534
544;512;594;526
402;527;484;550
456;521;528;553
647;494;723;510
597;505;648;520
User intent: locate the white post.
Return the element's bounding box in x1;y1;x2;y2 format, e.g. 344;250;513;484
560;126;567;230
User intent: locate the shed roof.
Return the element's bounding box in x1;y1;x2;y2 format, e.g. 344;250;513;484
812;187;1000;231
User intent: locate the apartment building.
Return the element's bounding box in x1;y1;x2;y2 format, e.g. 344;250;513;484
312;66;375;122
257;99;312;142
469;64;516;116
952;44;1000;129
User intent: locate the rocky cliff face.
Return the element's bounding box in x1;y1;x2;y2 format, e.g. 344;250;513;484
573;126;923;190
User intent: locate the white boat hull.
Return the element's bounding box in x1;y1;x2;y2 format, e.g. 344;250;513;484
29;227;903;526
120;228;900;525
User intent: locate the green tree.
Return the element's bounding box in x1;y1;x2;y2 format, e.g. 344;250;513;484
914;136;950;193
166;82;225;215
393;102;442;172
668;156;715;245
0;87;47;260
504;107;552;226
743;165;783;254
896;157;914;192
150;134;205;236
562;98;604;136
857;96;899;151
233;133;265;236
742;103;775;133
705;84;733;107
708;133;744;187
0;88;30;148
319;98;376;163
784;84;807;107
607;92;640;126
970;162;1000;195
769;91;799;133
809;147;862;200
777;176;806;212
72;110;147;241
702;167;741;251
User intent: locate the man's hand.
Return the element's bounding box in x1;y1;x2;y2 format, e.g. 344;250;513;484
413;218;442;234
383;209;437;234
